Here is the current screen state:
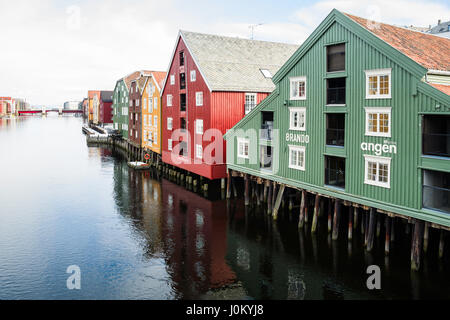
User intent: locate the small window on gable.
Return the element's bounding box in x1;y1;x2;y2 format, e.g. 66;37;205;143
170;75;175;85
290;77;306;100
245;93;257;115
168;139;173;151
365;69;392;99
196;92;203;106
365;107;391;137
190;70;196;82
237;138;249;159
167;117;173;130
196;119;203;134
327;43;345;72
289;107;306;131
167;95;173;107
196;144;203;159
179;51;185;66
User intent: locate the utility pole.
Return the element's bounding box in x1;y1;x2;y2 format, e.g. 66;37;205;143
249;23;264;40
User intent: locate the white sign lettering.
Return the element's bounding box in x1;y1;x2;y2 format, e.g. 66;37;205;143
286;133;310;144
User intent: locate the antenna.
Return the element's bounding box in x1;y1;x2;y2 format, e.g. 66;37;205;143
249;23;264;40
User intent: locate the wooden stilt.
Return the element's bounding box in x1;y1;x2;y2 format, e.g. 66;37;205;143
332;199;341;240
439;230;445;259
311;194;320;233
304;193;309;224
423;222;429;254
256;183;261;207
364;211;369;246
271;182;277;213
366;208;376;252
361;210;365;236
298;190;306;229
232;176;238;198
263;182;269;203
327;198;332;233
244;175;250;206
353;207;358;230
272;184;285;220
411;220;424;271
267;182;273;214
318;199;324;218
376;215;381;238
391;218;395;242
385;215;391;255
348;207;354;240
226;170;232;199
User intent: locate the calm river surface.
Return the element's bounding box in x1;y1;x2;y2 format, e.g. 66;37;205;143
0;116;448;300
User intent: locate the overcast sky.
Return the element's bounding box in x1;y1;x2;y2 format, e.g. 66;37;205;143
1;0;449;107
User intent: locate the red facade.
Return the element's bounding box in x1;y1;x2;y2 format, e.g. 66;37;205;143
99;100;112;124
162;37;268;180
129;81;142;146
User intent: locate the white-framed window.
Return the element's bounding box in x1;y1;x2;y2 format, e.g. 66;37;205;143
290;76;307;100
154;97;157;110
167;117;173;130
136;114;139;122
148;132;153;146
167;95;173;107
190;70;196;82
154;116;158;127
130;129;133;137
144;115;147;126
136;99;140;107
122;107;128;115
289;145;306;171
149;96;153;113
168;139;173;151
196;144;203;159
170;75;175;85
365;69;391;99
196;119;203;134
154;131;158;144
237;138;249;159
129;100;132;107
289;107;306;131
135;130;138;138
123;124;128;131
364;155;391;188
143;98;147;110
365;107;391;137
245;93;257;115
196;92;203;106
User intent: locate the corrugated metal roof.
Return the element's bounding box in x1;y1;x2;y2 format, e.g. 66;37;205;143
345;13;450;72
181;31;299;92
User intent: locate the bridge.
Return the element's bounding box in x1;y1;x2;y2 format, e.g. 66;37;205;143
18;109;83;115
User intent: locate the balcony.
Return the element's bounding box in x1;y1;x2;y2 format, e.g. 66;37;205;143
423;170;450;214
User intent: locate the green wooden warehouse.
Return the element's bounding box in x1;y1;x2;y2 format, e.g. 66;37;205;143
224;9;450;270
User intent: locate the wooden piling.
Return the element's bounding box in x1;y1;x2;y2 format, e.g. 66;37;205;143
272;184;285;220
226;170;232;199
385;215;391;255
311;194;320;233
366;208;376;252
327;198;332;233
376;216;381;238
298;190;306;229
423;222;429;254
267;182;273;215
348;207;354;240
364;211;369;246
244;175;250;206
391;218;395;242
332;199;341;240
439;230;445;259
411;220;424;271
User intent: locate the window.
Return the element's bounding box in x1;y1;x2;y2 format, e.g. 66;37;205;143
289;145;306;171
290;77;306;100
143;98;147;110
327;43;346;72
180;73;186;90
245;93;257;114
180;118;186;131
423;170;450;213
325;156;345;189
136;99;139;107
170;75;175;85
149;97;153;113
167;95;173;107
154;116;158;127
289;107;306;131
196;92;203;106
326;113;345;146
148;132;153;146
154;131;157;144
179;51;185;66
365;107;391;137
144;115;147;126
364;155;391;188
190;70;196;82
196;119;203;134
260;69;272;79
365;69;391;99
261;112;274;141
327;77;346;105
167;117;173;130
237;138;249;159
422;115;450;158
196;144;203;159
154;97;157;110
148;115;152;127
180;94;186;112
168;139;173;151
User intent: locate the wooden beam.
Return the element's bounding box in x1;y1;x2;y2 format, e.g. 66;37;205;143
411;220;424;271
332;199;341;240
226;170;232;199
423;222;429;254
385;215;391;255
272;184;286;220
311;194;320;233
348;207;354;240
327;198;332;233
267;182;273;215
366;208;376;252
439;230;445;259
298;190;306;229
244;174;250;206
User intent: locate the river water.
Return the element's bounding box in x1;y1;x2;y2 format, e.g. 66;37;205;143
0;116;448;300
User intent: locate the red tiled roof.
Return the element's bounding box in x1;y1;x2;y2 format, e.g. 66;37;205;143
430;83;450;95
151;71;167;90
345;13;450;71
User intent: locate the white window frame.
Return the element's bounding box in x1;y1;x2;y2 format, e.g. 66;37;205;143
190;70;196;82
245;93;257;115
196;119;203;134
364;155;391;188
167;95;172;107
365;107;392;137
143;98;147;111
167;117;173;130
149;97;153;113
365;68;392;99
154;97;157;110
289;76;307;100
196;92;203;106
195;144;203;159
168;139;173;151
288;145;306;171
170;75;175;85
154;116;158;127
237;138;249;159
289;107;306;131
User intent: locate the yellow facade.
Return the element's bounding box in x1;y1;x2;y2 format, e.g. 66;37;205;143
141;74;163;155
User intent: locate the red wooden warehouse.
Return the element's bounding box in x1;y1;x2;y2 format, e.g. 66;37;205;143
99;91;113;124
161;31;298;180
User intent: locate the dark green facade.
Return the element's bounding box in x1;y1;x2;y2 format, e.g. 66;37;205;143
112;79;129;139
224;10;450;227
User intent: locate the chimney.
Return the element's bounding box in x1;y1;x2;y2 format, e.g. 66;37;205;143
438;19;441;25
